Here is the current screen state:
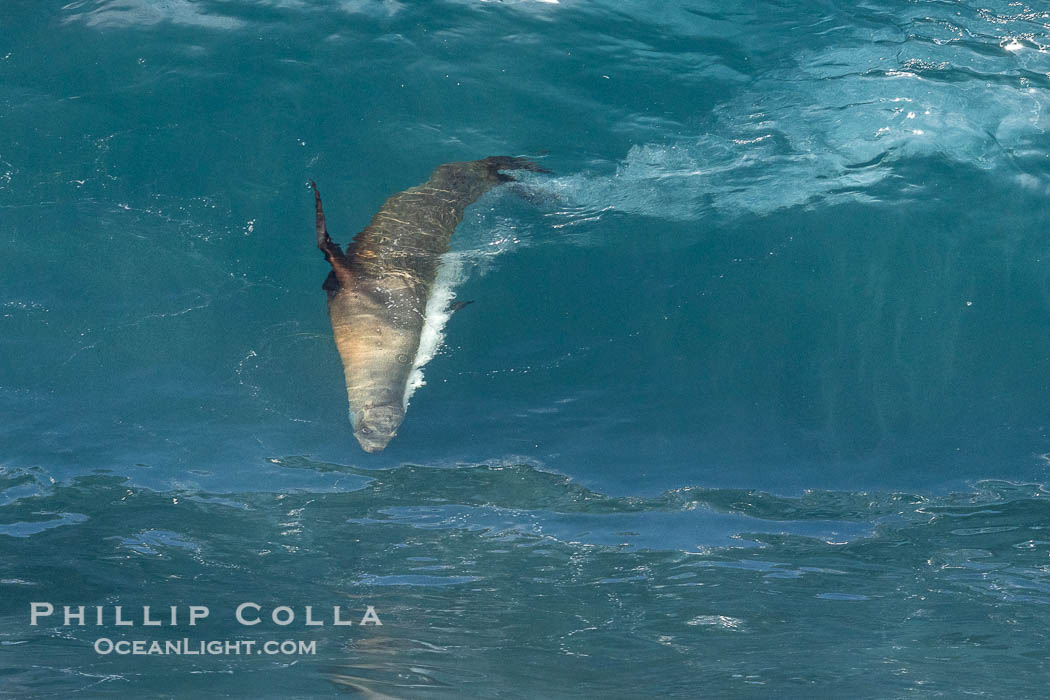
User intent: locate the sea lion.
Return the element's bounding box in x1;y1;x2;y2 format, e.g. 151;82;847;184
312;156;546;453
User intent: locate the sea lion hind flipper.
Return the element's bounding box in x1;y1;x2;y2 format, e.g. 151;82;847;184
507;182;555;206
481;155;552;175
310;181;353;288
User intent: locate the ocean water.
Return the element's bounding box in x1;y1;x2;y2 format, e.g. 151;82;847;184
4;0;1050;696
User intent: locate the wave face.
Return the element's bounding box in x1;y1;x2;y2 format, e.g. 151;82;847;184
5;0;1050;695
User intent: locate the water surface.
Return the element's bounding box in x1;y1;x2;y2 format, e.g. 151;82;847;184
4;0;1050;696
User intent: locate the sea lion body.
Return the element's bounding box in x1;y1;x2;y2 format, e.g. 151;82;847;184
313;156;544;453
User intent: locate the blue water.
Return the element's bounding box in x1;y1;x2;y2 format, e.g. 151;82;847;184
4;0;1050;696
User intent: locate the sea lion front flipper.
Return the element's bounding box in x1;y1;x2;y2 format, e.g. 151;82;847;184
310;181;353;289
322;270;341;292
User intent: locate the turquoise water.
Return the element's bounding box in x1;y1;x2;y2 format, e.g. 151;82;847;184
4;0;1050;696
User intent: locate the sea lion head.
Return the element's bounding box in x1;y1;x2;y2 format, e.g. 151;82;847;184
353;404;404;453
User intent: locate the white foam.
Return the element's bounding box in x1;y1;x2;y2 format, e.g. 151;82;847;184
402;253;468;409
536;10;1050;225
397;193;539;409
